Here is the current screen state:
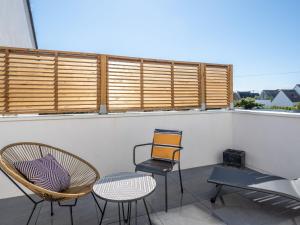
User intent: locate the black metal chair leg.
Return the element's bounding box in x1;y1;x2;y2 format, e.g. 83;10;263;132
178;162;184;194
69;206;74;225
99;201;107;225
143;199;152;225
26;203;38;225
165;174;168;212
210;184;223;203
51;201;54;216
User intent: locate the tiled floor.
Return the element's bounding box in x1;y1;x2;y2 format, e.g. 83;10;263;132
1;165;300;225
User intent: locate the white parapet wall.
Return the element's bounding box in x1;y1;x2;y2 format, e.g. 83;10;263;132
0;110;232;199
1;109;299;200
232;110;300;179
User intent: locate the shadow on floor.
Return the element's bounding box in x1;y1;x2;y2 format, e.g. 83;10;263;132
1;165;300;225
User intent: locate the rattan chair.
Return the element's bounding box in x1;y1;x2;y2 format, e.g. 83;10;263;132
0;142;101;225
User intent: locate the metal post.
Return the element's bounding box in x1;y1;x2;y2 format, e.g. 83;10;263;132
178;162;184;194
165;174;168;212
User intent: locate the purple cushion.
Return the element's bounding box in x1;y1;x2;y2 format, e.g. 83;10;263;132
14;154;71;192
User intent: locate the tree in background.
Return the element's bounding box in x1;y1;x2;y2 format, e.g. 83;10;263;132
235;97;264;109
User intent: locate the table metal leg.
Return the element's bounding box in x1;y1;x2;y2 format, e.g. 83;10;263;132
92;192;103;214
128;202;132;225
118;203;122;225
99;201;107;225
143;199;152;225
122;202;130;223
135;200;138;225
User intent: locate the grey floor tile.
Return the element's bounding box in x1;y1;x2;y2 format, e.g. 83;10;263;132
155;202;226;225
202;193;300;225
1;164;299;225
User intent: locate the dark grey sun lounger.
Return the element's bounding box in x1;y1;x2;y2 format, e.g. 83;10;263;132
207;166;300;205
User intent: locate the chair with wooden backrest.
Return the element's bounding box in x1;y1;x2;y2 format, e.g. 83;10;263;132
133;129;183;212
0;142;102;225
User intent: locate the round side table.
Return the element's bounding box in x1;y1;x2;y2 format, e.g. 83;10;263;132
93;172;156;225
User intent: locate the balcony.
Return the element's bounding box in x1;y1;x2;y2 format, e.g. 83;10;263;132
0;109;299;225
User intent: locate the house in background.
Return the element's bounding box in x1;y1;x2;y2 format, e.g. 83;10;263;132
233;92;241;101
260;90;279;100
255;90;279;107
294;84;300;95
236;91;259;99
272;89;300;107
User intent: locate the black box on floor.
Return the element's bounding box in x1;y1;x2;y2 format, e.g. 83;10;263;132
223;149;245;168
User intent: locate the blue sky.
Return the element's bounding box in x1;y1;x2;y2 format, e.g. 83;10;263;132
30;0;300;92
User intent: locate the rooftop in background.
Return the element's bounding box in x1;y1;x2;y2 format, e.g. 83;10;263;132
236;91;259;99
260;89;280;100
281;89;300;103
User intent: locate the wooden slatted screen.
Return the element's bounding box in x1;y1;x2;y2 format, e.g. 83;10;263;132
0;48;100;114
0;47;232;114
205;65;229;108
143;61;172;110
57;55;98;112
0;50;5;112
107;58;141;112
7;51;56;113
174;64;200;109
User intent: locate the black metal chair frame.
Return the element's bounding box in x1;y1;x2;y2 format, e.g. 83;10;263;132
0;167;103;225
133;129;184;212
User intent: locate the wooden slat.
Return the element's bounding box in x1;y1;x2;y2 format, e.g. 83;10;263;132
100;55;107;112
107;58;141;112
205;65;229;109
97;55;101;111
57;55;98;112
140;59;144;110
7;51;56;113
3;50;8;113
143;62;172;109
174;64;199;108
54;52;58;111
228;65;233;108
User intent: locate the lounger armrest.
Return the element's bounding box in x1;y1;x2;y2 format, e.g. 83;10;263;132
133;143;153;166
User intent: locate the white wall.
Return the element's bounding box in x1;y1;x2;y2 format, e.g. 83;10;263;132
0;111;232;199
232;110;300;179
2;109;300;200
0;0;36;48
271;91;294;107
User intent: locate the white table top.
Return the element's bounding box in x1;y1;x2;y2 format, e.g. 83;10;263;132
93;172;156;202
